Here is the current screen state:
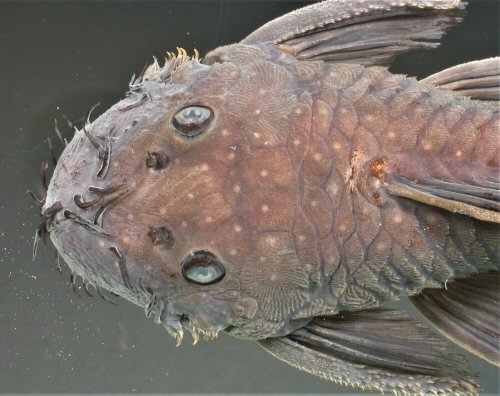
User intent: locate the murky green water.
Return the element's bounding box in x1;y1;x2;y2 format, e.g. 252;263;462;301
1;1;498;393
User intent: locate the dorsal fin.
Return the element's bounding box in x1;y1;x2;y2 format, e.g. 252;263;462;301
422;57;500;101
242;0;466;67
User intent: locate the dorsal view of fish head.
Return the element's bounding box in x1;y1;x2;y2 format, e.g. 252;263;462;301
42;48;315;342
35;0;499;394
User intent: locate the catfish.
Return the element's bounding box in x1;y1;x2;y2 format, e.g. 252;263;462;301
32;0;499;394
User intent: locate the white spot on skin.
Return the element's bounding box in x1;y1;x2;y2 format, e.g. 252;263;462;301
254;109;261;115
393;214;403;224
233;224;242;233
293;139;301;146
295;108;302;114
253;132;260;139
201;163;209;171
328;182;339;196
339;224;347;231
98;241;105;248
259;89;266;95
376;243;386;251
230;249;237;256
310;201;318;208
227;152;235;160
298;235;306;242
260;169;268;177
261;205;269;213
388;132;396;138
259;256;266;262
174;158;180;164
266;236;277;246
221;129;229;136
127;214;134;220
313;153;322;161
455;150;463;158
187;193;194;200
333;142;341;150
422;141;432;151
205;216;213;223
182;221;188;228
319;108;328;115
369;178;381;190
233;185;241;193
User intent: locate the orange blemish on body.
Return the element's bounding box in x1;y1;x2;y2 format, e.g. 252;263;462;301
370;158;387;182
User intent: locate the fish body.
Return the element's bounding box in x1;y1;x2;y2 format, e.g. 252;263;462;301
36;0;499;394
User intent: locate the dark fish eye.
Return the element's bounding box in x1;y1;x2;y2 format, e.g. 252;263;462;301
181;251;225;285
172;105;213;137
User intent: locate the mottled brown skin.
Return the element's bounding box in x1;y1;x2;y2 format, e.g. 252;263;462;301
45;43;499;341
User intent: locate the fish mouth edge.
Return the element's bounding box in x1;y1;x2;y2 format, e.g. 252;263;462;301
160;311;223;347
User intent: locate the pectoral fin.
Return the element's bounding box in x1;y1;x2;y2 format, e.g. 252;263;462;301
258;308;477;394
410;271;500;366
243;0;465;66
387;176;500;223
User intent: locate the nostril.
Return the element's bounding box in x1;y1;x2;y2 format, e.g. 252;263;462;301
148;225;174;248
146;151;169;170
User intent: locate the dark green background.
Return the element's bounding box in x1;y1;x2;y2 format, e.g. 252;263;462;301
1;0;498;393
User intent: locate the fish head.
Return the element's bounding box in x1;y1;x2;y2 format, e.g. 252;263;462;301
42;46;314;344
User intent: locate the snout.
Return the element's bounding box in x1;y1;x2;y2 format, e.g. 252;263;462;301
42;122;140;299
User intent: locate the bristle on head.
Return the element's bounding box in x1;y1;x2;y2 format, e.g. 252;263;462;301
132;47;201;87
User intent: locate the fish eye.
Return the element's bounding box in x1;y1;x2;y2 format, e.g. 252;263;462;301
172;105;213;137
181;250;225;285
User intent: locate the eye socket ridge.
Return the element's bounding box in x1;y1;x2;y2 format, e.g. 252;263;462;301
171;105;214;138
181;250;225;285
